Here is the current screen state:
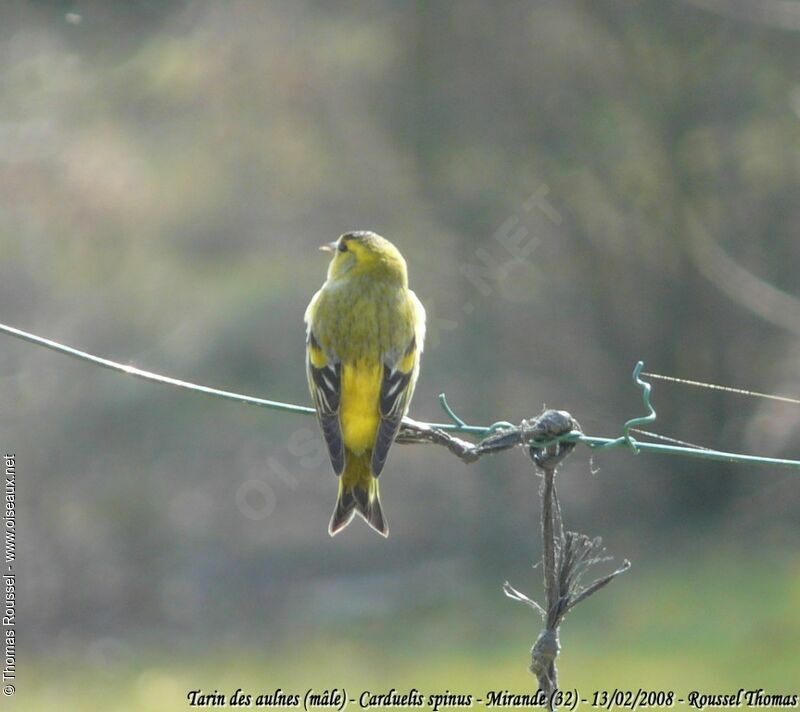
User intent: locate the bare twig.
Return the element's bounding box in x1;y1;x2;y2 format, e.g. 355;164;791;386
502;429;630;711
401;408;627;708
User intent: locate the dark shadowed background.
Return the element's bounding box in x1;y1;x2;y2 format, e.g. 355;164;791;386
2;1;799;709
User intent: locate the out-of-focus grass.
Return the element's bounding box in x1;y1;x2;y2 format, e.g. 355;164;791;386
21;551;800;711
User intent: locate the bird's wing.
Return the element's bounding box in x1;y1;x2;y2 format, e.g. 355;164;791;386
372;334;419;476
306;330;345;475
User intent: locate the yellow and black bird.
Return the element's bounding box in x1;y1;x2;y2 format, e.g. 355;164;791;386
305;231;426;537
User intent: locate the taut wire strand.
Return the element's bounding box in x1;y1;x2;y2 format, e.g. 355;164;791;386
3;320;800;470
642;371;800;406
628;428;712;451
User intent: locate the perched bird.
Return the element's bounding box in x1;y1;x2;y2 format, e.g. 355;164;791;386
305;231;426;537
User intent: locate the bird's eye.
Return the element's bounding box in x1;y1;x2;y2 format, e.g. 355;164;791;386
338;241;348;253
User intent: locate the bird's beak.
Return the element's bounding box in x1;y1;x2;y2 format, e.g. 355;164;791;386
319;241;337;253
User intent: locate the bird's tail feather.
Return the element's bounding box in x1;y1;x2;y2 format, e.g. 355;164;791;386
329;453;388;538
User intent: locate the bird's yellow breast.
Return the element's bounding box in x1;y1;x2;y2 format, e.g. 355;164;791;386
340;360;382;454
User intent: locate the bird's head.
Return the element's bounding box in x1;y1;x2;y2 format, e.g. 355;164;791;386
321;231;408;285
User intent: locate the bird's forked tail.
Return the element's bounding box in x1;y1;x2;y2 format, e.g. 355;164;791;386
329;452;388;538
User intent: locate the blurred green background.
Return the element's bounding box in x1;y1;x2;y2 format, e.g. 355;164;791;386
2;0;800;709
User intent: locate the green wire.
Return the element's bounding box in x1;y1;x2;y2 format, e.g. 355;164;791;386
2;321;799;471
0;322;317;415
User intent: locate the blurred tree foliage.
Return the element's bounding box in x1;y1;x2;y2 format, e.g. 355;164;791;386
1;0;798;649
